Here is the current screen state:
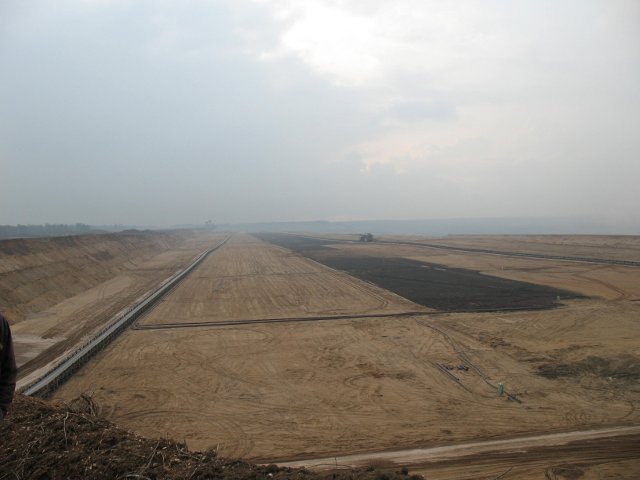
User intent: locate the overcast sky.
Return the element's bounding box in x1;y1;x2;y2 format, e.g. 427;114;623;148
1;0;638;229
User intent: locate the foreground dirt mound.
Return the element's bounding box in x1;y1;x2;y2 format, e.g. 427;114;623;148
0;395;422;480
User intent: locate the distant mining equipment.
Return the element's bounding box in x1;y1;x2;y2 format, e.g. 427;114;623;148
359;233;374;242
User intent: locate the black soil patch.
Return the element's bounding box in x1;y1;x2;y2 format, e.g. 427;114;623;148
256;233;584;312
537;355;640;380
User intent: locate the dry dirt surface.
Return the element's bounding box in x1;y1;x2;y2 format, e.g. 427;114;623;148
0;230;221;385
280;426;640;480
53;233;640;478
380;234;640;263
135;234;420;327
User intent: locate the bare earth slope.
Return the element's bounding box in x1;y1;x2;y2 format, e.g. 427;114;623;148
0;230;219;383
1;231;188;321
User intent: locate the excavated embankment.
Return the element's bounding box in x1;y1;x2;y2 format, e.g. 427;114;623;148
1;230;217;380
0;231;192;322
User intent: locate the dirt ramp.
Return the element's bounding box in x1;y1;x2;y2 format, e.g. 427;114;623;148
0;231;191;322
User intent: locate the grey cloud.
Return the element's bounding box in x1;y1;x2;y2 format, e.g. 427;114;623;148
0;0;638;231
387;100;456;122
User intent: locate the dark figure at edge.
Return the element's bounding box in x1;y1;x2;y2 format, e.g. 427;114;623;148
0;313;17;420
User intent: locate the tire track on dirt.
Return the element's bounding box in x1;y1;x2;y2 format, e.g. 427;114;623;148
574;265;630;300
264;240;397;314
276;426;640;470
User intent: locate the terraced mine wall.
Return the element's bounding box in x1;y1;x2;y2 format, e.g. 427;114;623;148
0;231;193;322
22;241;224;398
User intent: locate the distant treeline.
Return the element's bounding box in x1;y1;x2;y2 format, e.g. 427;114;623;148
0;223;98;239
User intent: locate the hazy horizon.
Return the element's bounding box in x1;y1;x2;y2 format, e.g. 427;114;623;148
2;215;639;237
1;1;638;230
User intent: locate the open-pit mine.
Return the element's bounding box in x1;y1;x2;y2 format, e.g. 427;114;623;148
3;230;640;479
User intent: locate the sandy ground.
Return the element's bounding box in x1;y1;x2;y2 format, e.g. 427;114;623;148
137;235;420;326
381;234;640;262
54;233;640;478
